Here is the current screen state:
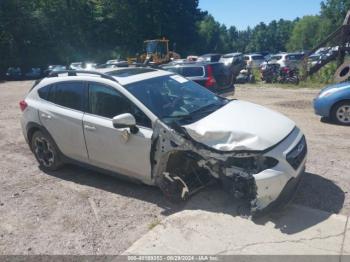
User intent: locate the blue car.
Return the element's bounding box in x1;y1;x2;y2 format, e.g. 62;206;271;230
313;82;350;125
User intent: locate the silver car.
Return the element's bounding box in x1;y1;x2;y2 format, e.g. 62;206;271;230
20;68;307;214
244;54;265;68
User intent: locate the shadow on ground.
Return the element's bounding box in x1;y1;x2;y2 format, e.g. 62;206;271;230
293;172;345;214
321;116;349;127
44;166;345;235
252;172;345;234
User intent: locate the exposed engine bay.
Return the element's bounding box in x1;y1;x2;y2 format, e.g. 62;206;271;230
151;120;283;215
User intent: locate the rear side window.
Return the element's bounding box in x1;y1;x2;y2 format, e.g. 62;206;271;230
182;67;204;77
38;85;51;100
271;55;282;60
287;54;304;60
51;82;85;111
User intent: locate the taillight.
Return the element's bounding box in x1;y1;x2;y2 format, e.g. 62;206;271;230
19;100;28;112
205;65;217;88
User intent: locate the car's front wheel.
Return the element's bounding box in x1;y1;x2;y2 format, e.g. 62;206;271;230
331;101;350;125
31;130;64;171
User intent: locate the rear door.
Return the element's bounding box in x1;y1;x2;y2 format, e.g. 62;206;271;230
211;63;233;90
37;81;88;162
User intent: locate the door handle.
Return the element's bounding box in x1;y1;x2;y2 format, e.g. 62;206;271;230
41;113;52;120
84;124;96;131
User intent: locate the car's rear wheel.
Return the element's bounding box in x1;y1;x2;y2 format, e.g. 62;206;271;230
331;101;350;125
31;130;63;171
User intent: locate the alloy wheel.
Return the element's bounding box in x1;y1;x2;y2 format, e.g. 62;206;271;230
34;137;55;167
336;104;350;124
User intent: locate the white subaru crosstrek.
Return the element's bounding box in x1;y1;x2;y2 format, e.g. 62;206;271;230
20;68;307;214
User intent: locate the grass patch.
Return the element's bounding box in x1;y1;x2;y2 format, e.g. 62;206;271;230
237;81;323;90
148;219;161;230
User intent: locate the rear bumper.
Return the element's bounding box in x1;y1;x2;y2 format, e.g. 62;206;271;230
213;84;235;95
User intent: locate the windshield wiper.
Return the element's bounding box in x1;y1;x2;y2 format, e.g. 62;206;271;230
189;102;224;117
161;114;193;120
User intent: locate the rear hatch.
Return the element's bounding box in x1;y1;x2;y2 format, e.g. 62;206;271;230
162;63;233;90
209;63;233;90
163;65;206;85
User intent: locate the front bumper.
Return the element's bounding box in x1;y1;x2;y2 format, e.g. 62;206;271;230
251;127;307;213
313;97;331;118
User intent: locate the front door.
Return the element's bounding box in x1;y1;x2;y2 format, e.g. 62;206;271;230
82;82;153;181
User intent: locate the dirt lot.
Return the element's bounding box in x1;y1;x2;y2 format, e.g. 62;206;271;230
0;80;349;255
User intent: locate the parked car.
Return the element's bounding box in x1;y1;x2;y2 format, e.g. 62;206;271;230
6;67;23;80
314;82;350;125
106;59;129;67
44;65;67;76
24;68;43;79
164;59;188;66
69;62;83;70
97;62;129;69
187;55;199;61
83;63;97;70
197;53;222;63
219;53;246;80
268;53;304;69
161;62;235;92
20;68;307;215
244;54;265;68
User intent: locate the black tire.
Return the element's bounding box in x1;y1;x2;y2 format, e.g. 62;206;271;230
289;76;299;85
331;101;350;126
30;130;64;171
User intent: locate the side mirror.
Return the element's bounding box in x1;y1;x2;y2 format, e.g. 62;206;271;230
112;113;138;134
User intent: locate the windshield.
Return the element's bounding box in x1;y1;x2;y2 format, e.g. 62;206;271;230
270;55;282;61
125;75;229;124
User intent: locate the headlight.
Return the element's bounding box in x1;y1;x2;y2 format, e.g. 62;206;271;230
225;155;278;174
319;89;337;98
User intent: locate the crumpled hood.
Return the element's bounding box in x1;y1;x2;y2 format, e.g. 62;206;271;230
183;100;295;152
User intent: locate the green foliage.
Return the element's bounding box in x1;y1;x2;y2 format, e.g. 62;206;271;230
228;19;296;54
287;16;323;51
0;0;202;72
308;62;338;84
0;0;349;84
321;0;350;28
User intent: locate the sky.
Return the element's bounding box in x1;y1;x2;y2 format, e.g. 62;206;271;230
198;0;322;30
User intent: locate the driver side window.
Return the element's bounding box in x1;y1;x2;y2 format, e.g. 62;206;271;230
88;83;152;128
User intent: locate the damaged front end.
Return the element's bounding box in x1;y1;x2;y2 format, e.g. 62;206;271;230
150;120;304;215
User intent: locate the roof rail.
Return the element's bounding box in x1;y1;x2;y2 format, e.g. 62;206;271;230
47;70;119;83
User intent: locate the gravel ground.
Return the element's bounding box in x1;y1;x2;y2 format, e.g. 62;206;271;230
0;80;349;255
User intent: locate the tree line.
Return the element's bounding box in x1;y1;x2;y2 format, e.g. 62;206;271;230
0;0;349;75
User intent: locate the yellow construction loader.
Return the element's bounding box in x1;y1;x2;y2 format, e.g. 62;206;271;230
128;38;180;65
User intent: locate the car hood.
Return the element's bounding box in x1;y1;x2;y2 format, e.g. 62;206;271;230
183;100;295;152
